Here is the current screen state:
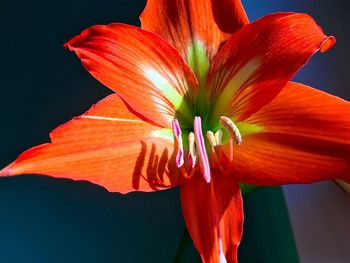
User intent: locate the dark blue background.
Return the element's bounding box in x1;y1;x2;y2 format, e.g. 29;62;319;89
0;0;348;262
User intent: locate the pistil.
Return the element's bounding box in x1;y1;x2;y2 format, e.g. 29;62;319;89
194;116;211;183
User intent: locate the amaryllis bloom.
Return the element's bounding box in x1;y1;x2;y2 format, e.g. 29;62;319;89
1;0;350;262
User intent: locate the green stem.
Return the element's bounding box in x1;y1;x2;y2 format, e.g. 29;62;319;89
240;183;261;194
334;179;350;195
174;227;194;263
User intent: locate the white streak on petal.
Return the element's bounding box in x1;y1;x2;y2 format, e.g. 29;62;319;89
219;239;227;263
82;116;144;123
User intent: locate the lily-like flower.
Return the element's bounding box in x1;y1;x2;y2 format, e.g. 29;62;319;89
1;0;350;262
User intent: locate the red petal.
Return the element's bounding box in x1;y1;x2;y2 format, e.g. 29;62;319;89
140;0;248;63
65;23;198;128
0;95;179;193
229;82;350;185
180;171;243;262
207;13;334;125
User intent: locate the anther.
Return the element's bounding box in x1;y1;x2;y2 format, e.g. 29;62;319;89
194;116;211;183
207;131;221;170
214;129;223;145
172;119;184;167
188;132;197;168
220;116;242;162
206;131;217;147
220;116;242;145
214;129;224;164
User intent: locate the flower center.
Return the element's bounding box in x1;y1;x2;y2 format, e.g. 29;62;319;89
172;116;242;183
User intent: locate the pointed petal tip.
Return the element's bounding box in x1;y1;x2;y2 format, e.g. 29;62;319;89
63;35;79;51
63;26;94;51
63;38;76;51
63;42;70;50
0;165;14;177
320;36;336;53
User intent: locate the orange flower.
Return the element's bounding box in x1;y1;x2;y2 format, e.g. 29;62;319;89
1;1;349;262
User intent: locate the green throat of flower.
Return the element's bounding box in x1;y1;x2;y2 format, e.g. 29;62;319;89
155;40;263;183
172;114;244;183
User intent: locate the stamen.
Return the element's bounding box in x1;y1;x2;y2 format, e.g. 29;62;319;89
220;116;242;162
220;116;242;145
172;119;184;167
188;132;197;168
206;131;217;147
214;129;224;164
194;116;211;183
214;129;223;145
207;131;221;170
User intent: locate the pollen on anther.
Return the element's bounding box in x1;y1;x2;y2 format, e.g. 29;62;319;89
214;129;223;145
320;36;336;53
220;116;242;145
207;131;217;147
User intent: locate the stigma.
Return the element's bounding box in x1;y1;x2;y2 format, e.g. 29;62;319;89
172;116;242;183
